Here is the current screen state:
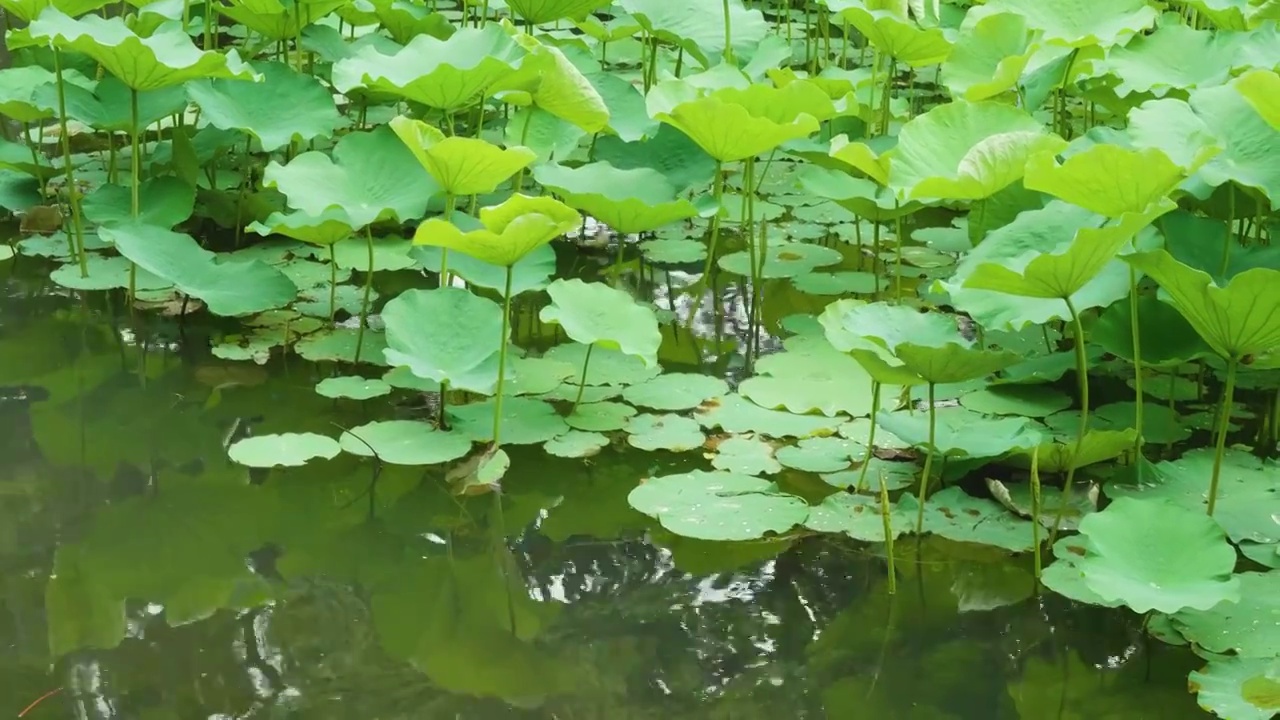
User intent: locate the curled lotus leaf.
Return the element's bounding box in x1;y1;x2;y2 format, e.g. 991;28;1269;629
646;79;824;163
390;115;535;196
413;194;581;267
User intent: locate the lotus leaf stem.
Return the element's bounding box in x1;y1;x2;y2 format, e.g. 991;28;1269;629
53;48;87;278
128;87;141;303
893;204;904;302
855;380;881;493
1128;267;1144;474
699;161;726;282
1221;184;1235;278
914;382;937;533
570;343;594;414
1049;296;1089;545
439;193;455;283
1030;445;1042;580
353;226;374;363
878;470;895;595
721;0;733;63
492;266;515;446
327;243;337;323
1207;357;1238;516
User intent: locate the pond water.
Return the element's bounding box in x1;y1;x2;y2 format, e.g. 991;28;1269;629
0;251;1213;719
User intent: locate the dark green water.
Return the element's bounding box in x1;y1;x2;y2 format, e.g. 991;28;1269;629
0;255;1211;719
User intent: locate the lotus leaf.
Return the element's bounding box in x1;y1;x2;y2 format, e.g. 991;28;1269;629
50;254;168;291
711;435;782;475
390;116;535;196
1100;23;1244;98
805;492;913;541
1161;209;1280;282
314;376;392;400
542;343;659;387
413;194;581;267
543;430;610;459
965;0;1157;49
623;373;729;412
533;162;710;234
775;436;860;473
82;176;194;229
1018;429;1136;474
505;0;611;23
646;80;823;163
1188;80;1280;203
875;407;1044;459
186;61;340;151
1189;655;1280;720
248;207;355;247
627;470;808;541
0;65;92;122
617;0;770;68
828;1;953;66
498;32;610;134
919;487;1037;552
738;337;886;417
718;242;843;279
564;401;637;432
796;164;920;222
339;420;473;465
1172;571;1280;658
217;0;349;41
625;413;705;452
296;328;389;365
942;12;1037;101
504;356;575;396
413;243;555;297
381;288;503;395
228;432;341;467
450;397;569;445
1237;69;1280;129
1049;402;1189;445
539;279;661;367
959;385;1071;418
0;0;109;21
1090;293;1212;367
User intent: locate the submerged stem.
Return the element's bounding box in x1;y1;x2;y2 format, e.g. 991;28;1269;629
914;382;937;533
1208;357;1238;516
1049;296;1090;545
492;265;514;445
855;380;881;493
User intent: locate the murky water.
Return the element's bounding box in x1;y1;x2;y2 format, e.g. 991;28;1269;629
0;252;1210;719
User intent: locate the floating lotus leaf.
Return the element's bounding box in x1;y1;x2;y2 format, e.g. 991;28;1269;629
413;194;581;267
696;393;842;439
942;12;1037;101
959;385;1071;418
827;1;953;66
50;254;169;291
718;241;843;279
805;492;913;541
102;222;295;317
228;432;341;467
965;0;1157;49
775;436;860;473
339;420;474;465
381;288;503;395
314;376;392;400
919;487;1037;552
533;162;711;234
1123;249;1280;360
625;413;706;452
296;328;389;364
263;127;438;229
539;279;661;367
793;270;887;296
186;61;340;151
331;24;525;112
450;397;569;445
627;470;808;541
564;401;637;432
542;343;659;386
505;355;575;396
543;430;610;459
1069;497;1240;613
30;9;259;90
1189;655;1280;720
617;0;770;68
739;335;888;417
623;373;729;412
390;115;535;196
1172;569;1280;660
646;79;823;163
247;207;355;247
711;435;782;475
1237;69;1280;129
876;407;1045;459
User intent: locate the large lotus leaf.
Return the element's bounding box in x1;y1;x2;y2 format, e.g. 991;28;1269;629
627;470;809;541
964;200;1174;300
1024;145;1205;217
247;207;355;246
1237;69;1280;129
413;243;555;297
186;61;339;151
533;162;709;234
1123;249;1280;359
263;126;438;229
1187;80;1280;203
58;75;187;133
942;12;1037;102
1100;23;1244;98
497;32;610;134
381;288;503;395
806;492;915;541
339;420;474;466
0;0;110;21
966;0;1157;49
101;222;295;316
796;165;921;221
82;176;194;229
366;0;454;44
1189;655;1280;720
1107;448;1280;547
585;70;658;142
646;80;822;162
876;407;1045;459
895;343;1023;385
696;393;844;438
830;2;953;66
0;65;94;122
1071;497;1240;614
29;9;259;91
1160;208;1280;282
738;338;888;417
538;279;661;367
217;0;348;40
821;299;960;352
616;0;770;68
414;194;580;267
1173;572;1280;658
1091;293;1212;366
389;116;534;196
889;101;1066;201
505;0;611;23
332;24;525;112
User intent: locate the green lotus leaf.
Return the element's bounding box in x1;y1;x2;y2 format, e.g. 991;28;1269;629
1173;570;1280;659
505;0;610;23
0;0;110;21
806;492;914;541
963;199;1174;300
623;372;729;412
82;176;194;229
497;31;610;134
696;393;843;438
339;419;474;465
942;12;1037;101
1017;428;1136;474
296;327;389;365
0;65;93;122
1123;249;1280;360
959;384;1072;418
617;0;770;68
101;222;296;317
1161;208;1280;282
314;375;392;400
919;487;1037;552
711;435;783;475
894;343;1023;386
543;430;610;459
627;470;808;541
449;397;570;445
300;235;414;272
795;165;921;221
827;134;892;186
876;407;1045;459
890;100;1066;200
966;0;1157;49
564;401;637;432
1188;80;1280;203
739;336;889;417
228;432;341;467
1024;145;1209;217
413;243;556;297
646;79;822;162
1070;497;1240;613
584;69;658;142
413;194;580;267
775;436;860;473
1089;292;1213;367
1189;655;1280;720
381;288;503;395
533;162;710;234
1236;69;1280;129
573;12;642;43
366;0;454;44
542;343;659;387
820;299;957;351
829;1;953;66
390;115;535;196
50;254;170;291
263;126;438;228
330;24;525;112
539;279;661;366
247;207;355;246
217;0;348;40
29;9;259;90
717;241;843;279
595;124;717;192
186;61;340;151
1100;22;1244;98
59;75;187;133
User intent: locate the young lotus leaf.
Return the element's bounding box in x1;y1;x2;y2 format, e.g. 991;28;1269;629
1099;23;1243;98
888;101;1066;201
711;435;782;475
1236;69;1280;129
617;0;770;68
806;492;914;542
29;9;259;90
390;116;535;196
263;127;438;229
539;279;661;367
1189;655;1280;720
228;432;341;467
965;0;1157;49
919;487;1037;552
627;470;808;541
532;162;711;234
315;376;392;400
414;194;580;267
247;207;355;247
1069;497;1240;614
82;176;194;229
381;288;503;395
339;420;474;466
646;79;823;163
827;1;953;67
449;397;570;445
331;24;525;112
941;12;1037;101
1173;571;1280;659
1023;145;1208;217
1123;250;1280;360
876;407;1045;459
186;61;340;151
101;222;295;317
623;373;729;412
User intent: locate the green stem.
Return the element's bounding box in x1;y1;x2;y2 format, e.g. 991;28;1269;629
700;161;725;281
1128;267;1144;472
1207;357;1238;516
439;193;455;284
327;243;337;324
353;226;374;363
493;266;514;446
914;382;937;533
879;469;895;595
439;379;449;429
570;343;594;414
127;87;140;302
893;204;904;302
1030;446;1042;580
1221;184;1235;278
721;0;734;63
1049;296;1090;545
53;48;87;278
855;381;881;493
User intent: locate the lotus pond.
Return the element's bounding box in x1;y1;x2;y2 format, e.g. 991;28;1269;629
1;0;1280;716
